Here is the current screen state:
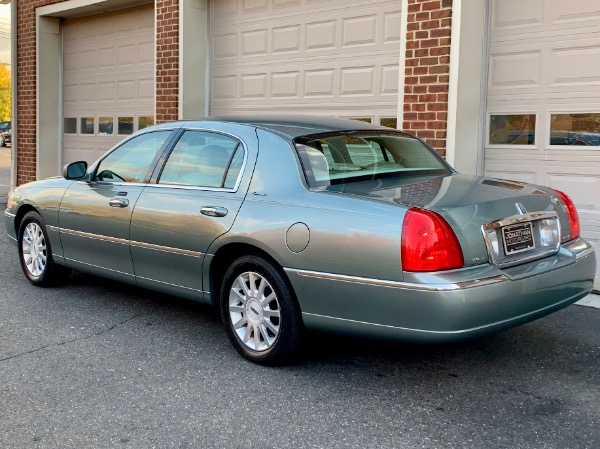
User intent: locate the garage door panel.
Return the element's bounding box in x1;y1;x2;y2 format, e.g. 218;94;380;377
63;5;154;165
486;0;600;288
210;0;401;118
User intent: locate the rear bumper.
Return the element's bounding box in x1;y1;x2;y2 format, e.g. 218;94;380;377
285;238;596;342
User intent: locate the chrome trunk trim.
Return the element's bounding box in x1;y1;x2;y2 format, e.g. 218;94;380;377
481;211;561;268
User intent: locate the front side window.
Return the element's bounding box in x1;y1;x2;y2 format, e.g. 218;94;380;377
159;131;244;189
94;131;171;183
295;131;450;187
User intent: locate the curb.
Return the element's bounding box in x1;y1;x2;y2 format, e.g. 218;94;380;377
576;294;600;309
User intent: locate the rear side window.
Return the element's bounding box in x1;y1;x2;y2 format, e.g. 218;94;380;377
159;131;244;189
295;131;450;187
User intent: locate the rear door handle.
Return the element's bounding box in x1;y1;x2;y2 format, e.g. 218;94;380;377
109;198;130;208
201;206;228;217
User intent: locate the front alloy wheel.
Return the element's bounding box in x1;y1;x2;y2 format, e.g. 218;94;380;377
22;222;47;277
18;211;70;286
221;255;303;365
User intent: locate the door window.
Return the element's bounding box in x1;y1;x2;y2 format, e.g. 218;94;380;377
94;131;172;183
159;131;244;189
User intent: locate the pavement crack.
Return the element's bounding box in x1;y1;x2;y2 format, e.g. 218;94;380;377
0;311;148;364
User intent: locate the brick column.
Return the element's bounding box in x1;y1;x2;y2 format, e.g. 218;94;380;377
156;0;180;123
403;0;453;157
16;0;65;185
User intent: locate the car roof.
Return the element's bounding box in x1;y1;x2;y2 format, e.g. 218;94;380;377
183;115;390;139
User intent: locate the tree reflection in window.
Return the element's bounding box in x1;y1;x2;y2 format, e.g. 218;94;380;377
489;114;536;145
550;113;600;146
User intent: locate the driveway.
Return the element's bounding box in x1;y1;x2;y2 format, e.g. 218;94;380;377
0;148;598;448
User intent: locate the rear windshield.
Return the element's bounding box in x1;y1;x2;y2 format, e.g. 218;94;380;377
294;131;451;187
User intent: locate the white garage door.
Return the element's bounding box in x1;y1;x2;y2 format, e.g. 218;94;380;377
63;5;155;165
209;0;402;127
484;0;600;290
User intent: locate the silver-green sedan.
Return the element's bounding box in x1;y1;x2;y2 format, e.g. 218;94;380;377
5;117;596;365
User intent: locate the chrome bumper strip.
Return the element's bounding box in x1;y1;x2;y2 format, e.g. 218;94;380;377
576;246;595;260
57;227;203;257
4;210;15;218
295;269;509;291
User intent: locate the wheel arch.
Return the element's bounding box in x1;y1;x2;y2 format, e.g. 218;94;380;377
207;242;291;308
14;203;40;236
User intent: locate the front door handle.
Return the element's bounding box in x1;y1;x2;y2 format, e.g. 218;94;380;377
201;206;228;217
109;198;130;208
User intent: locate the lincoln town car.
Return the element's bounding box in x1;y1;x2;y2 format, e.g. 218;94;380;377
5;117;596;365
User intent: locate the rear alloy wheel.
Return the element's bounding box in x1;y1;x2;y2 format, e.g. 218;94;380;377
18;211;70;286
220;256;303;365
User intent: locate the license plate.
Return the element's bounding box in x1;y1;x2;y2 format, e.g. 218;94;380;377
502;221;535;255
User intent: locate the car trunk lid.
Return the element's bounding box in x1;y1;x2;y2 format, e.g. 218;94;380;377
325;173;571;267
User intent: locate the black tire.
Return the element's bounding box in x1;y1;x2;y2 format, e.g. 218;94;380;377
220;255;304;366
18;211;71;286
0;135;5;147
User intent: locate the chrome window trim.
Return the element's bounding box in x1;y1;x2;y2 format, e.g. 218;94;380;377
80;181;149;187
143;183;238;193
156;128;249;193
294;269;509;291
57;227;204;258
481;211;561;268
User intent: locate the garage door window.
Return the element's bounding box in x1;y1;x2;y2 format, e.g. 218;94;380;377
380;118;398;129
80;117;94;135
99;117;114;135
550;113;600;146
489;114;536;146
64;118;77;135
139;116;154;130
118;117;134;135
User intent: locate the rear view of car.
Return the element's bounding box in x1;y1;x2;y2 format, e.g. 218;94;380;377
4;117;596;365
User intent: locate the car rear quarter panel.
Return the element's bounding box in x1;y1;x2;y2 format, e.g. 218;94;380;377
207;128;408;281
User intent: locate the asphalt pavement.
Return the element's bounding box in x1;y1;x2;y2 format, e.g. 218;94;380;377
0;146;598;449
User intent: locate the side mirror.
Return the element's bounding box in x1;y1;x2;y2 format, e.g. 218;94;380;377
63;161;88;180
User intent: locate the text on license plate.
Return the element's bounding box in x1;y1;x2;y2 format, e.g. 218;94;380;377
502;221;535;255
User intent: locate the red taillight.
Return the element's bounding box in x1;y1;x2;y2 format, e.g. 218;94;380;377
401;208;464;272
553;189;580;240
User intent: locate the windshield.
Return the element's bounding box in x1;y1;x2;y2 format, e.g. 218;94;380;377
0;121;10;132
294;131;451;188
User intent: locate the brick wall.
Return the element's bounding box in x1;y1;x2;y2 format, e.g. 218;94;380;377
156;0;179;123
403;0;453;157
